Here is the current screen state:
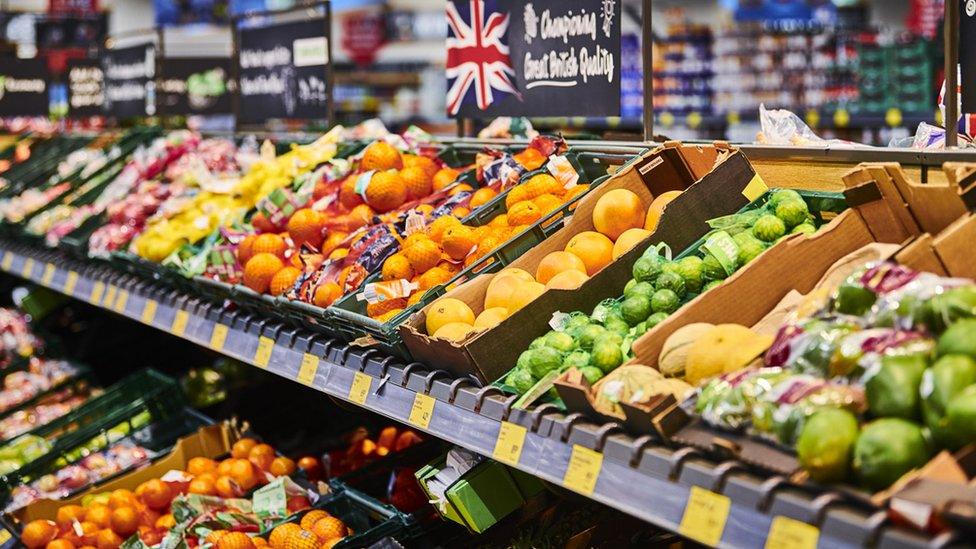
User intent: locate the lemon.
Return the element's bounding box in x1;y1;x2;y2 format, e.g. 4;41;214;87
474;307;509;329
432;322;478;342
426;298;476;335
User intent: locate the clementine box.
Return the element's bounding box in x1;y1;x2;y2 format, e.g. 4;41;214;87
400;142;764;383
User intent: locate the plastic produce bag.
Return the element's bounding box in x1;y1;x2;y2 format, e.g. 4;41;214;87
756;104;867;147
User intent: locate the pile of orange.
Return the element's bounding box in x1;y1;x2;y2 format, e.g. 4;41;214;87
257;509;350;549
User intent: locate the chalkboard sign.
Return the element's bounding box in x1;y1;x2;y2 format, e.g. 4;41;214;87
962;0;976;113
0;58;50;117
158;57;233;116
446;0;621;118
235;13;332;125
102;43;156;118
66;59;104;118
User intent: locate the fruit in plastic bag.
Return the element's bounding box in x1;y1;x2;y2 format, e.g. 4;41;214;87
796;408;859;483
854;418;931;491
752;214;786;242
937;319;976;359
921;354;976;447
774;199;809;229
864;353;928;420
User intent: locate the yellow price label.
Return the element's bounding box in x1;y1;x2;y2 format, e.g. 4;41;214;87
408;393;436;429
210;324;229;351
141;300;158;324
563;444;603;496
171;310;189;337
63;271;78;296
765;516;819;549
349;372;371;404
0;527;11;543
679;486;731;547
493;421;527;465
21;258;34;278
114;290;128;313
742;174;769;202
41;263;55;285
103;285;117;307
90;281;105;304
1;252;12;270
297;353;319;386
253;336;274;368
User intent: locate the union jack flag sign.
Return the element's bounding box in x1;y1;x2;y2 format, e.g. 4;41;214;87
445;0;521;116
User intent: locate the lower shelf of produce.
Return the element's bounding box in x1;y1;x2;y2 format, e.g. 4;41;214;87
0;241;953;549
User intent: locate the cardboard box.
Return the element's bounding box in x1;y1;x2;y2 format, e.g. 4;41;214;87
15;424;235;524
400;143;764;383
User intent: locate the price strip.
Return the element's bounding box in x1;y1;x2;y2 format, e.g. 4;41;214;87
563;445;602;496
408;393;435;429
253;336;274;368
297;353;319;386
349;372;371;404
492;421;527;465
765;516;819;549
209;324;228;351
114;290;128;313
90;281;105;304
141;300;158;324
171;310;189;337
41;263;55;285
63;271;78;296
1;252;12;270
21;258;34;278
679;486;731;547
103;285;117;308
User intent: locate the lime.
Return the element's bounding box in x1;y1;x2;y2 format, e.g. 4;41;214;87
655;271;686;298
854;418;931;491
621;295;653;326
675;256;704;294
796;408;858;483
792;223;816;235
516;351;532;371
703;280;722;292
564;313;591;332
865;353;927;421
563;350;591;370
527;347;564;379
529;336;547;350
651;289;680;314
646;312;669;328
604;316;631;337
623;279;636;296
938;319;976;359
769;189;803;208
603;331;624;348
624;281;655;301
545;331;576;353
506;368;536;394
580;366;604;384
737;238;766;266
632;321;648;335
701;253;729;281
753;214;786;242
632;255;665;283
590;338;624;373
578;324;608;351
774;199;810;229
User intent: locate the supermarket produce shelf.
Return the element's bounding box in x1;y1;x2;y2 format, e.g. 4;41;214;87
0;242;954;549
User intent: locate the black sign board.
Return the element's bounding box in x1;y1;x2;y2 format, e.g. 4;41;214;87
66;59;104;118
158;57;233;116
961;0;976;113
0;58;50;117
235;13;332;125
35;14;107;49
446;0;621;118
102;43;156;119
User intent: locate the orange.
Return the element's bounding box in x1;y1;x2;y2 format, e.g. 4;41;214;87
84;505;111;529
251;212;278;233
645;190;682;231
612;228;651;259
469;187;498;209
284;530;319;549
57;505;86;529
188;475;216;496
426;215;460;243
206;531;229;546
313;282;342;308
565;231;614;275
441;225;476;261
250;452;274;472
502;281;546;314
349;204;375;228
218;458;234;476
109;507;139;536
269;523;301;549
230;459;260;491
244;253;284;294
367;298;408;319
233;438;258;458
535;251;587;284
216;532;256;549
47;539;76;549
364;171;407;213
524;173;562;197
407;292;423;306
489;214;509;228
313;180;330;200
300;510;331;531
403;154;439;177
400;166;432;200
451;206;471;219
546;269;589;290
504;186;530;209
377;308;404;323
402;232;430;249
269;457;296;477
328;248;348;260
402;238;441;274
108;490;136;510
338;176;363;210
448;183;474;197
270;267;301;296
310;517;348;542
416;204;434;216
237;234;258;265
252;233;287;259
136;507;160;529
22;520;58;549
187;456;217;476
252;537;268;547
432;168;459;191
513;147;546;170
72;521;99;546
507;201;542;226
288;209;326;249
95;529;123;549
564;184;589;202
533;193;563;214
472;235;501;261
592;189;646;240
155;514;176;530
361;141;403;171
249;443;274;460
215;475;243;498
137;479;173;511
415;267;452;291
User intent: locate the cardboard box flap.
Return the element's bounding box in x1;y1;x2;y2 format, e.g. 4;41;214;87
932;214;976;280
